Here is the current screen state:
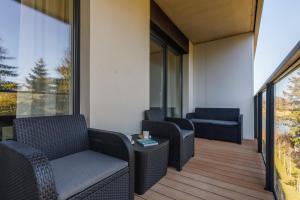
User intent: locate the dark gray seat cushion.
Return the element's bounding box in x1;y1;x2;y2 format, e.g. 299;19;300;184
190;118;238;126
180;129;194;139
50;150;128;200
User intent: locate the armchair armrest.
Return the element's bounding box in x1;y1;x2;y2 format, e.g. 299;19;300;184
88;128;134;163
186;112;195;119
165;117;194;130
142;120;184;170
0;141;56;200
88;128;134;200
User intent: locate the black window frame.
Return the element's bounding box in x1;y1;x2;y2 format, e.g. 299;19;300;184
73;0;81;114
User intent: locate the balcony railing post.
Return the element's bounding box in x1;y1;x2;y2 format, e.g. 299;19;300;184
257;92;263;153
265;83;275;191
254;95;258;139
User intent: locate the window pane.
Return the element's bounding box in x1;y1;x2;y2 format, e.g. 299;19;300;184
167;48;182;117
150;40;164;110
262;91;267;162
274;65;300;200
0;0;74;140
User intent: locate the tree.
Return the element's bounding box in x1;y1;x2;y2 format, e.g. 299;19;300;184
0;38;17;90
26;58;49;93
283;71;300;147
56;54;71;94
24;58;50;116
55;52;71;114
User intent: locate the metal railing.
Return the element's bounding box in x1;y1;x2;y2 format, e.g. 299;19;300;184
254;41;300;200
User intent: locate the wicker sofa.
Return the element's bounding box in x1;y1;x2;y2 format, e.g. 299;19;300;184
0;115;134;200
142;108;194;171
187;108;243;144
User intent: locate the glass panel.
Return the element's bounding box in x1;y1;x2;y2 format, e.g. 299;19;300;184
167;48;182;117
262;91;267;161
274;65;300;200
150;40;164;110
0;0;74;140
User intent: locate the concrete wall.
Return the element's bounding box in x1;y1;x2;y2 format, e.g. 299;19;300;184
183;41;194;115
193;33;254;139
88;0;150;134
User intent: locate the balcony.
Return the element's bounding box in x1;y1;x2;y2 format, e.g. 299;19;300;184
0;0;299;200
135;138;274;200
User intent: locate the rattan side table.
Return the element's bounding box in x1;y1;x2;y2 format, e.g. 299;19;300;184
132;134;169;195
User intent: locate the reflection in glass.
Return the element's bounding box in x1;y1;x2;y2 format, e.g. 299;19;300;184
0;0;74;140
262;91;267;161
274;65;300;200
167;48;182;117
150;40;164;110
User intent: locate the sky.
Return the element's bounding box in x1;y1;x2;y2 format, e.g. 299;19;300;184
254;0;300;94
0;0;71;85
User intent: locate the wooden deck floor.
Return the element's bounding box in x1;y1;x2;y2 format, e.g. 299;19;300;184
135;138;274;200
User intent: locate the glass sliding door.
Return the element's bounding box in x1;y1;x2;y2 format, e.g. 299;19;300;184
167;48;182;117
274;65;300;200
149;35;183;117
150;39;164;110
0;0;77;141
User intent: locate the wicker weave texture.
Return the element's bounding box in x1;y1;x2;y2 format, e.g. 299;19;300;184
181;134;194;167
0;141;57;200
69;168;129;200
135;141;169;195
1;115;133;200
14;115;89;160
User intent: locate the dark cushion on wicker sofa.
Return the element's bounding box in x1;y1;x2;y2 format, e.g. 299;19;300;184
51;150;128;200
180;129;194;139
190;119;239;126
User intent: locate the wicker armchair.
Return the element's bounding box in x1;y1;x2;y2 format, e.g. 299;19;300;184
142;108;194;171
0;115;134;200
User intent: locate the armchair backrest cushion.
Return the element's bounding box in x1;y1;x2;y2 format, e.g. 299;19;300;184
145;108;164;121
13;115;89;160
195;108;240;121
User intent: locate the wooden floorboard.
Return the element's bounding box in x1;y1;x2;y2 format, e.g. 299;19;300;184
135;138;274;200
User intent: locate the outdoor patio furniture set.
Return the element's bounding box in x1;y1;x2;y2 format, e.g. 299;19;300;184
0;107;242;200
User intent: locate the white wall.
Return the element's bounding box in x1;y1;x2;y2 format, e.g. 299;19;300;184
183;41;194;115
193;33;254;139
88;0;150;134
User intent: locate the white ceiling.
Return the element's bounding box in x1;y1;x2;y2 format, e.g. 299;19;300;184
154;0;257;44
